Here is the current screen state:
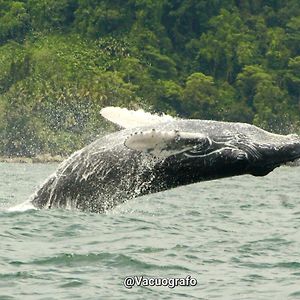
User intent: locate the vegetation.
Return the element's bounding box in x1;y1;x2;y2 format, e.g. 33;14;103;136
0;0;300;156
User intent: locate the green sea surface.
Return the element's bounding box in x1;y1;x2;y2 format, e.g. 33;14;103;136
0;163;300;299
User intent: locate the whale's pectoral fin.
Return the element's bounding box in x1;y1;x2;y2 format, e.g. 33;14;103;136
100;106;175;129
124;130;209;158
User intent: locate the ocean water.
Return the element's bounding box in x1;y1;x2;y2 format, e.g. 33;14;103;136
0;162;300;300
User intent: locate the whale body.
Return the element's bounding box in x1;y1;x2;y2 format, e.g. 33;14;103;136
30;107;300;213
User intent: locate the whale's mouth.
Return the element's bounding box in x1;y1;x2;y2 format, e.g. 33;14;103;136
279;142;300;164
289;153;300;162
248;141;300;176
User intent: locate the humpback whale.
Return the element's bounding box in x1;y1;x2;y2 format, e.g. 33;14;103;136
30;107;300;213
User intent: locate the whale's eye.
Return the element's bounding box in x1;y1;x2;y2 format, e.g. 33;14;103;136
185;137;212;157
194;138;210;150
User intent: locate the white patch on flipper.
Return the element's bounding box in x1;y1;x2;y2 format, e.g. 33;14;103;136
125;130;207;158
100;106;175;129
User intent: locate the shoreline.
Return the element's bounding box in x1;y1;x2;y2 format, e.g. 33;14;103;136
0;154;65;163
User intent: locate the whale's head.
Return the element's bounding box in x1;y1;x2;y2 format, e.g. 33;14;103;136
177;124;300;181
124;122;300;187
240;131;300;176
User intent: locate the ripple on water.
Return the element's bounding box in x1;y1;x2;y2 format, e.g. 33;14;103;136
0;164;300;299
9;252;191;273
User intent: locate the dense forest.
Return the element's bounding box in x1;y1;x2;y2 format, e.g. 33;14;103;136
1;0;300;157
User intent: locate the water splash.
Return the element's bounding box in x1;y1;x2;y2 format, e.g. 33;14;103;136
7;200;36;212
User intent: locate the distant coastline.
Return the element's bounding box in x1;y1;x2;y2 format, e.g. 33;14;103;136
0;154;64;163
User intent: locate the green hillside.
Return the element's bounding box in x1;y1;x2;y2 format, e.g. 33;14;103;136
1;0;300;156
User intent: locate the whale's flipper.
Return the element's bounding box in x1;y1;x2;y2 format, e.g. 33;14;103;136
100;106;175;129
125;130;209;158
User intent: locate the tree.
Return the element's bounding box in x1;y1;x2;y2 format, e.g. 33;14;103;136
286;16;300;55
253;81;294;133
182;72;219;119
143;46;177;79
154;80;183;114
265;27;290;69
237;65;296;131
197;9;258;82
75;0;131;37
285;56;300;101
0;1;30;43
162;0;234;48
236;65;273;108
27;0;77;30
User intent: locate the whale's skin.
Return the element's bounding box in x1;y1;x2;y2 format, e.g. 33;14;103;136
31;119;300;213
